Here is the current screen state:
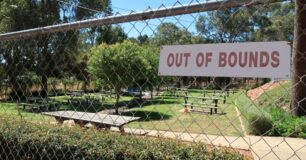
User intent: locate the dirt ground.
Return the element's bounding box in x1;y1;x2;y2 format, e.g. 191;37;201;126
247;81;287;101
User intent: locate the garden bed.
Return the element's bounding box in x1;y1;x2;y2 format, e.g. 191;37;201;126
0;119;245;160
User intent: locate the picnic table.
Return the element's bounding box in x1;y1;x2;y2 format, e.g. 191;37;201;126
66;90;85;97
42;111;140;133
67;95;103;105
20;97;59;112
183;96;219;114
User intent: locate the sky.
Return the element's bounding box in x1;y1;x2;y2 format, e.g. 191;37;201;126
112;0;196;12
110;0;202;37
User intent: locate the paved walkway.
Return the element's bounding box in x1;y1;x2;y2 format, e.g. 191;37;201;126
118;128;306;160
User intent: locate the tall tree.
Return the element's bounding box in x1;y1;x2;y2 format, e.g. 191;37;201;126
152;23;192;46
253;2;294;41
0;0;112;98
292;0;306;116
141;46;162;98
0;0;42;98
88;41;150;114
151;23;193;88
96;25;127;45
196;8;259;43
195;6;281;88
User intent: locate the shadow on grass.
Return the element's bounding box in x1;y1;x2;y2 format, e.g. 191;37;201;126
60;102;110;113
190;110;227;115
121;110;172;121
126;97;179;108
57;96;179;113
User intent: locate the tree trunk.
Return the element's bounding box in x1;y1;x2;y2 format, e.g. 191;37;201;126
139;90;143;101
41;74;48;98
292;0;306;116
156;86;160;96
39;36;49;98
176;79;181;88
150;89;153;99
9;75;22;100
115;93;120;114
83;78;89;92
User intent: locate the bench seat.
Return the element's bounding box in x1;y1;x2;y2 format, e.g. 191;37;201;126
182;103;218;114
20;103;50;112
182;103;217;108
42;111;140;133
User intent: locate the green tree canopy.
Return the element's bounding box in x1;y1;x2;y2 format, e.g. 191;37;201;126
0;0;111;98
152;22;192;46
253;2;294;41
88;41;150;113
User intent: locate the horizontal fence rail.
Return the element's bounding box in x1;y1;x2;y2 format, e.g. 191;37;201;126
0;0;279;41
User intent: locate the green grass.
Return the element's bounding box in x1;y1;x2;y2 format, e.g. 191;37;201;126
235;81;306;138
234;91;263;132
0;91;243;136
125;92;243;136
50;94;133;112
0;102;53;122
257;82;291;110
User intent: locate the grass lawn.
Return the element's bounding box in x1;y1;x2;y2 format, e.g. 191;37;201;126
0;91;244;136
125;91;243;136
256;81;291;110
0;102;54;122
233;91;260;133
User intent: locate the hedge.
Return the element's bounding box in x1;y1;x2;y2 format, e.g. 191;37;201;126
0;120;244;160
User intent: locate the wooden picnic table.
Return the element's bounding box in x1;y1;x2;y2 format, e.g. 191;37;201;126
42;111;140;133
20;97;59;112
66;90;85;97
183;96;219;114
20;103;50;112
66;92;83;97
27;97;53;103
67;95;103;104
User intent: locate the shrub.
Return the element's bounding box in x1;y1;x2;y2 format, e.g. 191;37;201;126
266;107;306;138
0;119;244;160
296;121;306;139
248;111;273;135
247;107;306;138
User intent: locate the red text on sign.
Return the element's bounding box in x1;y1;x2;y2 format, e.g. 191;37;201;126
218;51;280;68
196;52;212;67
167;53;191;67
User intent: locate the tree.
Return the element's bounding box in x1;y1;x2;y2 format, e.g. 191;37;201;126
152;23;192;46
0;0;41;99
195;6;276;88
151;23;194;88
127;34;150;46
136;46;160;98
88;41;150;114
0;0;112;99
292;0;306;116
137;34;149;45
96;25;127;45
35;0;111;97
253;2;294;41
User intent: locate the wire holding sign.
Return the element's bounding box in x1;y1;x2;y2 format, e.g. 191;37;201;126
159;41;291;78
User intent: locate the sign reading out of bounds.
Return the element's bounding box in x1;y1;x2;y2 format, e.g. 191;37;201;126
158;41;291;78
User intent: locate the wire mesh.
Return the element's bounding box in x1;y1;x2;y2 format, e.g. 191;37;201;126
0;0;305;159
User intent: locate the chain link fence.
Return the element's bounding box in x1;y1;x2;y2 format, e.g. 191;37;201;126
0;0;305;159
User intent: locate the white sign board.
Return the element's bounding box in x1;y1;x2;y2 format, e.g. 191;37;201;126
158;41;290;78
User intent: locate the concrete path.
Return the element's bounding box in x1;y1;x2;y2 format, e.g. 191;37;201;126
120;128;306;160
249;136;306;160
